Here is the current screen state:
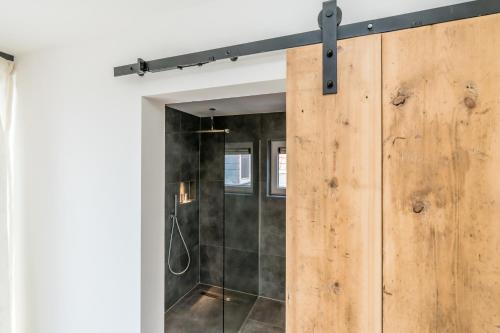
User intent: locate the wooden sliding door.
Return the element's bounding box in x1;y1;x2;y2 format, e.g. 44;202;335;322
286;35;382;333
286;13;500;333
382;14;500;332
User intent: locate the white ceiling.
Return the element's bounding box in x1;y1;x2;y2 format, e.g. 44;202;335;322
1;0;465;56
168;92;285;117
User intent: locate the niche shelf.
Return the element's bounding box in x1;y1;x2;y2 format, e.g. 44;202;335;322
179;181;196;204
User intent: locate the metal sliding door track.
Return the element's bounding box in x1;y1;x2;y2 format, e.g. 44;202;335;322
114;0;500;95
0;51;14;61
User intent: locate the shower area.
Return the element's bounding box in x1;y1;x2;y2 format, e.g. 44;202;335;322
164;94;286;333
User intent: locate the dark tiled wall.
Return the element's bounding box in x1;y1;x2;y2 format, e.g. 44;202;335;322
165;107;201;309
259;113;286;300
199;131;225;287
218;115;261;295
199;113;286;299
166;108;286;304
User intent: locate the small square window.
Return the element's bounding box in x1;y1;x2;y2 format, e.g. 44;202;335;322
225;142;253;193
269;140;286;196
278;147;287;189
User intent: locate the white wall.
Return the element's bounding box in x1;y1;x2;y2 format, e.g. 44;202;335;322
11;0;466;332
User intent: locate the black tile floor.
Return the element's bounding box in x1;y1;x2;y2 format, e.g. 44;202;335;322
240;297;285;333
165;284;285;333
165;284;255;333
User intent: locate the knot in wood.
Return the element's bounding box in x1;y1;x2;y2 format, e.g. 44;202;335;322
413;201;425;214
464;96;476;109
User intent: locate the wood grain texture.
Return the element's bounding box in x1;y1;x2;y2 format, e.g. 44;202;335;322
286;35;382;333
382;14;500;332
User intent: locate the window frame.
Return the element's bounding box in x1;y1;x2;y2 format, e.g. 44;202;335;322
269;140;286;196
224;142;254;194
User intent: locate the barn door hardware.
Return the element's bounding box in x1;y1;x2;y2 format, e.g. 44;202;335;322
137;58;148;76
319;0;341;94
114;0;500;95
0;51;14;61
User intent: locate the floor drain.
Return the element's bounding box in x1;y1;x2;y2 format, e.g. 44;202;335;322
200;290;233;302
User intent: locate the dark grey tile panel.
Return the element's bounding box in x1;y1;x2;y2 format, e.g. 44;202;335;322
260;194;286;235
260;230;285;258
218;114;261;143
165;182;182;261
165;182;180;217
180;111;200;132
165;244;199;309
165;285;257;333
200;116;216;131
165;107;182;133
165;312;202;333
224;248;259;295
200;132;225;182
166;234;199;274
197;112;286;300
258;112;286;300
199;216;223;247
177;200;199;246
247;297;285;328
166;106;201;133
199;181;224;247
166;133;199;183
165;185;199;262
240;320;284;333
165;133;183;183
260;194;286;257
180;134;199;181
224;194;259;253
223;288;257;333
164;107;201;310
260;113;286;140
165;285;223;333
200;245;223;287
259;255;285;300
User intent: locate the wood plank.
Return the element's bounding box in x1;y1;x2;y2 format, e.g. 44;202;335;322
382;14;500;332
286;35;382;333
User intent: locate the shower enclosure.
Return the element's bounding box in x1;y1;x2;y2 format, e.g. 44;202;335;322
164;105;286;333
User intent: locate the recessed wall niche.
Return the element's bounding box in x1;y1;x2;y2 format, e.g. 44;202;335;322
179;181;196;204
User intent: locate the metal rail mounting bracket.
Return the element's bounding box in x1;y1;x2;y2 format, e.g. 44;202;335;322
320;0;341;94
137;58;149;76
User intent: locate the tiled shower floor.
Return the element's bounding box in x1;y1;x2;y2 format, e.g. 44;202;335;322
164;284;285;333
239;297;285;333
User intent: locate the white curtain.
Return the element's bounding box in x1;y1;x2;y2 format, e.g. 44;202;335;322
0;57;15;333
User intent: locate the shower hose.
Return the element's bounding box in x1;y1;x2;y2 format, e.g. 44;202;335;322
167;211;191;276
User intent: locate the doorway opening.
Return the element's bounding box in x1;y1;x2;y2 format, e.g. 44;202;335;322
164;93;286;332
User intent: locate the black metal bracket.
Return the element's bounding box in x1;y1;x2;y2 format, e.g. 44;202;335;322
320;0;341;94
114;0;500;96
0;51;14;62
137;58;149;76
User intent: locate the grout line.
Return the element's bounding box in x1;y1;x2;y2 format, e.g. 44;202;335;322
198;242;273;257
238;297;258;333
256;295;285;303
199;283;260;298
240;296;286;331
246;318;284;330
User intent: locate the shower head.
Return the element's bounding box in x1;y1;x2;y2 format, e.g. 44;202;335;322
195;129;230;134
